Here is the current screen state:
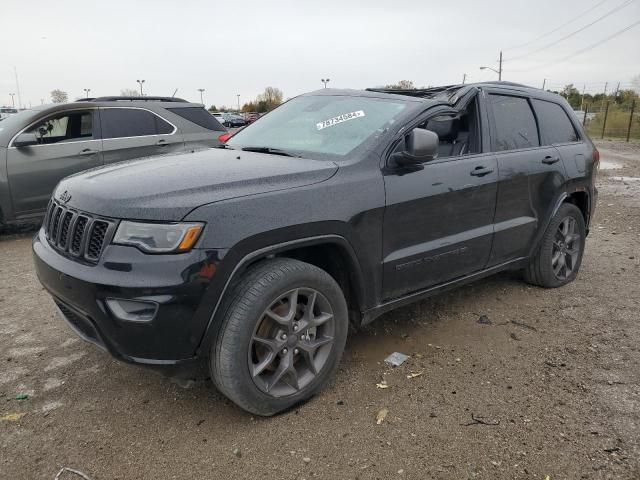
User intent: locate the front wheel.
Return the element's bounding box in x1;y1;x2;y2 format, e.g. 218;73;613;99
524;203;586;288
210;258;348;416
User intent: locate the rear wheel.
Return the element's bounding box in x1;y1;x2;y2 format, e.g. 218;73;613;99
210;258;348;416
524;203;586;288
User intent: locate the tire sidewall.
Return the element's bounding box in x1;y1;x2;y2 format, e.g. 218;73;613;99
212;260;348;415
538;204;586;287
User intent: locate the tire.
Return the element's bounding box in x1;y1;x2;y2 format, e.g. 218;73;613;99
210;258;348;416
524;203;586;288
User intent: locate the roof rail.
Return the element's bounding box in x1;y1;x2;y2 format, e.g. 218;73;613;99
90;96;188;103
480;81;531;88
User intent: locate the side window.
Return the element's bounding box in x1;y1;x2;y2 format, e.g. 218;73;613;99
489;94;539;151
166;107;225;131
531;99;579;145
101;108;174;139
420;97;481;158
26;111;93;145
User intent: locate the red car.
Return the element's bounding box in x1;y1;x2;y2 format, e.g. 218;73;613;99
245;112;259;123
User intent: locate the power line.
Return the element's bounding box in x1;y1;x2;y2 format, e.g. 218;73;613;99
506;0;611;50
507;19;640;72
506;0;636;61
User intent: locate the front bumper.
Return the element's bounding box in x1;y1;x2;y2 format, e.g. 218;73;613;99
32;228;223;377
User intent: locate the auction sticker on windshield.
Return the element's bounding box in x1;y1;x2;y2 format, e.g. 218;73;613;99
317;110;365;130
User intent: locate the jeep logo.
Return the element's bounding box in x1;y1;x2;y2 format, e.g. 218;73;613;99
59;190;72;204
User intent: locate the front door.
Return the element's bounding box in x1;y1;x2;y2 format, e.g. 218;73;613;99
7;109;102;217
382;98;498;300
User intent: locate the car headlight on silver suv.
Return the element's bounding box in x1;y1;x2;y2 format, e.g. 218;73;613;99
113;221;204;253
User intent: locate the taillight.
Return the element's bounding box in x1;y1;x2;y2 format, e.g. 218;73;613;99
593;148;600;166
218;132;231;143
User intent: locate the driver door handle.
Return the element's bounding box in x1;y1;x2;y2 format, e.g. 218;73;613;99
542;155;560;165
470;166;494;177
78;148;99;156
156;139;169;147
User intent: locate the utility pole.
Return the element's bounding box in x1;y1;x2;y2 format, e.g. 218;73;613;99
580;84;586;110
479;51;502;81
198;88;205;104
462;73;467;85
9;93;15;108
601;82;608;112
14;67;22;109
614;81;620;98
237;94;240;112
136;79;145;96
542;79;546;90
626;99;636;142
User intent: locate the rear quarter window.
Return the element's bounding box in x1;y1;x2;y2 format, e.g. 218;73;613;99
532;99;579;145
167;107;225;132
489;94;540;151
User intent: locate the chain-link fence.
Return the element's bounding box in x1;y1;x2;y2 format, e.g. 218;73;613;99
583;100;639;141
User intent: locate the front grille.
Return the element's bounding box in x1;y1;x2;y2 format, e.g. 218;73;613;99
44;200;116;264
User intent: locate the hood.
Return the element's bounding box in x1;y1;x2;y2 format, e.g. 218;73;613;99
54;148;338;220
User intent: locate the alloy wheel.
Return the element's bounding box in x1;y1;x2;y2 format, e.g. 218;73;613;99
248;288;335;397
552;216;581;280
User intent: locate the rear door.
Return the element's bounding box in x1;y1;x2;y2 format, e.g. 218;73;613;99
165;106;225;150
7;109;102;216
485;91;567;266
99;107;184;164
530;98;589;180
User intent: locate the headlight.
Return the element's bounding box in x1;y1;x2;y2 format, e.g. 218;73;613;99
113;221;204;253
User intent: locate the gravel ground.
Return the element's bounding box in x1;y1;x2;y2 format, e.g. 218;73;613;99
1;141;639;479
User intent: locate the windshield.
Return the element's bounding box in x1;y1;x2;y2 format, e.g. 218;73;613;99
227;95;409;158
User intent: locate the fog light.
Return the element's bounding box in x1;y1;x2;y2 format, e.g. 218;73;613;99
105;298;158;323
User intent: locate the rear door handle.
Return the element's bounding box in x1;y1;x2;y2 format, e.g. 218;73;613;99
156;139;169;147
470;166;494;177
78;148;99;156
542;155;560;165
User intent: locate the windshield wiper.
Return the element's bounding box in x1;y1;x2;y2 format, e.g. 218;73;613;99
240;146;298;157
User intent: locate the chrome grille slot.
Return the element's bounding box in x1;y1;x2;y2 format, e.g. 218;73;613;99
50;207;63;241
86;221;109;260
70;216;88;255
58;211;74;248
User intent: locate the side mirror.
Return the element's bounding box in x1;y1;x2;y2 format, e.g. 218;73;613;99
392;128;439;167
13;132;39;148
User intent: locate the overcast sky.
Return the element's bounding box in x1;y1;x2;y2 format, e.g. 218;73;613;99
2;0;639;109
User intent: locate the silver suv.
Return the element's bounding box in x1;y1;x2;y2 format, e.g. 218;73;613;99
0;96;226;226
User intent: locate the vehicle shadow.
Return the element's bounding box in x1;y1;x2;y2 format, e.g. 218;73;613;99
0;222;40;241
119;269;526;419
346;270;525;361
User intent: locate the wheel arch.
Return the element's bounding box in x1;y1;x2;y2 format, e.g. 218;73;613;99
528;189;591;259
561;190;590;228
198;234;369;354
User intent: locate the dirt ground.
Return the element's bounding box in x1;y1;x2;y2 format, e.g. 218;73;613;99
1;140;639;480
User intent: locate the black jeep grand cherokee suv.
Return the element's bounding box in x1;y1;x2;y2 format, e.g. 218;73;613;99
33;82;598;415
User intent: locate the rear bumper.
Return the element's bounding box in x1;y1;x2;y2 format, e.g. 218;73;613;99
32;228;223;378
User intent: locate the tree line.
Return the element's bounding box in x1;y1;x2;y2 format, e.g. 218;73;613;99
209;87;284;113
